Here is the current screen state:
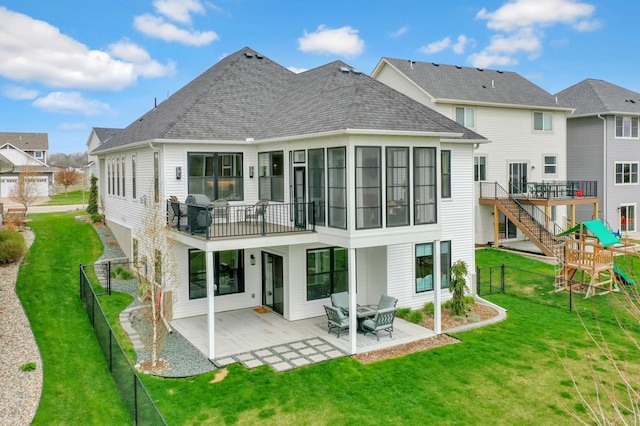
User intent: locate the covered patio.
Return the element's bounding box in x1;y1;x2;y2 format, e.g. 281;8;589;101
172;307;436;371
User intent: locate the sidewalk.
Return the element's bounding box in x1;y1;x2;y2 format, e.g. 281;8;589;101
1;197;86;214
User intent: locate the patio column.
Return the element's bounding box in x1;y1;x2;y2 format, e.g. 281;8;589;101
348;248;357;355
493;205;499;248
206;250;216;359
433;240;442;334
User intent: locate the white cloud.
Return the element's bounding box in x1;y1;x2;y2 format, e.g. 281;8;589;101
32;92;110;116
468;52;518;68
419;37;451;54
572;19;601;31
485;29;542;55
134;14;218;46
476;0;596;32
0;7;173;91
153;0;206;24
58;122;88;131
390;26;409;39
3;85;39;100
298;25;365;58
108;39;176;78
452;35;472;54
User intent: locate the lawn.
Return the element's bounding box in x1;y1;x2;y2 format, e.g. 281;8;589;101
41;189;90;206
17;217;640;425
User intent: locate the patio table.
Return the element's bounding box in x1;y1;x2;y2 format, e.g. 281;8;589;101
356;305;376;332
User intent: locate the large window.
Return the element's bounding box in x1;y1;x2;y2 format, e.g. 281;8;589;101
615;162;639;184
416;241;451;292
533;111;552;131
543;155;557;175
355;146;381;229
615;116;639;138
116;156;121;196
121;155;126;197
131;154;136;199
414;147;437;225
306;247;348;301
474;156;486;182
455;107;475;128
188;153;243;201
188;249;245;299
386;147;409;227
328;147;347;229
441;150;451;199
258;151;284;202
153;151;159;203
308;148;325;226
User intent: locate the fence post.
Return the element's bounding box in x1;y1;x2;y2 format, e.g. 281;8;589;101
476;267;480;295
501;264;505;293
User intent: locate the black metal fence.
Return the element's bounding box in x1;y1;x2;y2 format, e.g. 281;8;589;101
476;264;557;297
80;264;167;426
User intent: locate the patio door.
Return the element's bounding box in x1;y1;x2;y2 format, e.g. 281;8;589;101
262;252;284;315
508;162;528;194
293;167;306;227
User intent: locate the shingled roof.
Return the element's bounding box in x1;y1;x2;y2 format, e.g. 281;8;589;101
375;58;564;109
555;78;640;117
0;132;48;151
94;47;485;153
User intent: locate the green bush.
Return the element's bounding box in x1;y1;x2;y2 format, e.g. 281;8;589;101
20;362;37;372
87;175;99;215
0;229;27;264
464;295;475;307
90;213;102;223
110;266;135;280
406;310;424;324
443;300;453;310
423;302;435;315
396;307;411;319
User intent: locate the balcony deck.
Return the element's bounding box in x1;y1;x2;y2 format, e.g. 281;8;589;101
479;180;598;207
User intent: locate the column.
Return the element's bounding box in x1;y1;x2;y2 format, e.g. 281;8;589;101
348;248;357;355
433;240;442;334
206;250;216;359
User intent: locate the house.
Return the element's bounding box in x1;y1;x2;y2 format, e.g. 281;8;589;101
556;79;640;238
91;47;486;359
371;59;597;256
0;132;54;200
85;127;121;186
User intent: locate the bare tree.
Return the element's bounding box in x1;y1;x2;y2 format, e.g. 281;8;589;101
9;164;41;214
134;200;178;373
55;168;80;196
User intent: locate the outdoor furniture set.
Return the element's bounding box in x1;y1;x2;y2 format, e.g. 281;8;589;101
323;292;397;341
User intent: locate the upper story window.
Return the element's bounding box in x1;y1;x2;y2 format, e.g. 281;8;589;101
414;147;437;225
188;153;243;201
258;151;284;202
34;151;43;159
386;147;409;227
455;107;475;128
615;116;639;139
131;154;136;199
615;162;639;184
474;155;487;182
327;147;347;229
355;146;381;229
543;155;557;175
441;150;451;199
533;112;553;131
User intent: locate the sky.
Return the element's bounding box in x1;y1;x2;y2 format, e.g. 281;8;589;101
0;0;637;154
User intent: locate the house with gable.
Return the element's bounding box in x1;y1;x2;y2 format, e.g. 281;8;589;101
556;79;640;238
0;132;54;200
372;59;598;256
85;127;121;186
91;47;486;359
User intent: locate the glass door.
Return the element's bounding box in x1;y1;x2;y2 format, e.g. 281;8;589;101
262;252;284;315
293;167;306;227
508;162;528;194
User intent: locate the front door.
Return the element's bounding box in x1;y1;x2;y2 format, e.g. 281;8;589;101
293;167;306;227
509;162;528;194
262;252;284;315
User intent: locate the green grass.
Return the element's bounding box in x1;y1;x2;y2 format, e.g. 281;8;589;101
41;190;90;206
16;213;131;425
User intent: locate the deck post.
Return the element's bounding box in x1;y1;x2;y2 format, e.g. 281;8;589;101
493;205;499;248
348;248;357;355
206;250;216;359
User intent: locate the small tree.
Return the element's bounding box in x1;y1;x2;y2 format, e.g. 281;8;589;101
9;165;40;214
87;175;98;215
449;260;470;316
55;168;80;196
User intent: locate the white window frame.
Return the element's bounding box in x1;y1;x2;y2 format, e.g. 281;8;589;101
543;154;557;176
615;116;639;139
533;111;553;132
620;203;636;233
474;155;487;182
455;106;475;129
615;162;639;185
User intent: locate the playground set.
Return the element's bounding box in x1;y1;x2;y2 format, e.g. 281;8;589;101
554;219;639;298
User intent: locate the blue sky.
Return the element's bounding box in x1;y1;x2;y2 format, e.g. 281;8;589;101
0;0;636;153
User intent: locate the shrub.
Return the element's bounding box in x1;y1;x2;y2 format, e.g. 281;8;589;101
449;260;470;316
20;362;37;372
111;266;135;280
443;300;453;310
423;302;435;315
464;295;475;307
87;175;99;215
90;213;102;223
406;310;424;324
0;229;27;264
396;307;411;319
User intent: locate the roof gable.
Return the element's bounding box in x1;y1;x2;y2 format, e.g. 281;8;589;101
556;79;640;117
0;143;48;167
0;132;48;151
375;58;561;109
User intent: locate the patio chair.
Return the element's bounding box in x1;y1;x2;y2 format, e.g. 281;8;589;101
211;199;229;223
376;294;398;310
361;307;396;341
245;199;269;222
330;291;349;316
324;305;349;338
168;196;188;229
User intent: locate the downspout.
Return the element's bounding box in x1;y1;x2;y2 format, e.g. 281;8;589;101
597;114;607;224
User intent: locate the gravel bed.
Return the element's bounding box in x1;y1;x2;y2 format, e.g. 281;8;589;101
0;228;42;426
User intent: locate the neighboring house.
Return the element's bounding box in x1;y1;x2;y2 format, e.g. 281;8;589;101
556;79;640;238
371;59;597;255
91;47;486;359
0;132;53;200
85;127;121;187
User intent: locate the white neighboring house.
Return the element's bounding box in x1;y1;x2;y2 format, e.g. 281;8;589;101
85;127;121;187
372;59;597;255
91;47;486;359
0;132;53;201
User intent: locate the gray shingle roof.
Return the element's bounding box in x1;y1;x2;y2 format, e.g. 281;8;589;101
94;47;484;153
92;127;122;144
0;132;48;151
378;58;562;109
555;79;640;117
